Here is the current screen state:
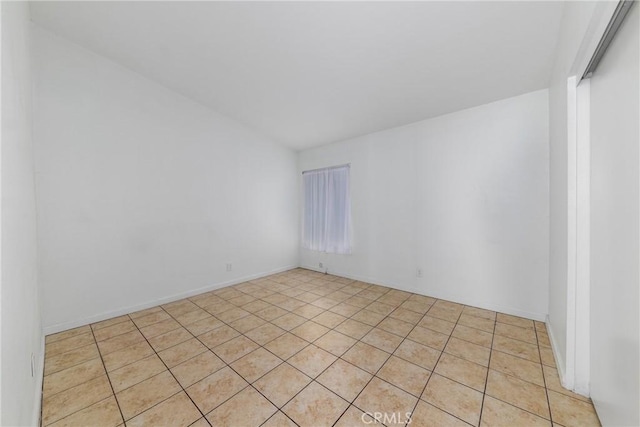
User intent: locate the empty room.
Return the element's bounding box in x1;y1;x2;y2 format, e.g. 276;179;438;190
2;1;639;426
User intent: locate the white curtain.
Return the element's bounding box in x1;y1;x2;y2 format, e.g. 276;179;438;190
302;165;352;254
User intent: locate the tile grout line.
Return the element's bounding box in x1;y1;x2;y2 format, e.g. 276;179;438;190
402;302;471;427
132;307;214;426
89;322;127;426
42;269;588;426
477;312;498;426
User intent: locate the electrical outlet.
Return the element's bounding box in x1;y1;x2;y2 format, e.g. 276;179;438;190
226;263;232;272
319;262;323;269
416;268;423;278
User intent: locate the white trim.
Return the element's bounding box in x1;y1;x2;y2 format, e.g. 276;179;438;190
301;265;547;321
31;335;45;427
547;315;568;387
574;78;591;396
565;75;578;391
43;265;298;335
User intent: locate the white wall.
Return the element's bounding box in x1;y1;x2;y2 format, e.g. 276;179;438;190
32;26;299;334
299;90;549;320
589;5;639;425
1;3;44;425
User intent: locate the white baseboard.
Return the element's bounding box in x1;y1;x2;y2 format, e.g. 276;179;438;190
301;264;547;321
43;265;297;335
547;315;568;386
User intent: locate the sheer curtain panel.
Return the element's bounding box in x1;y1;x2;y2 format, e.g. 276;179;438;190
302;165;352;254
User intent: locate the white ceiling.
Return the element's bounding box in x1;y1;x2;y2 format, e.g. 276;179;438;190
30;1;564;151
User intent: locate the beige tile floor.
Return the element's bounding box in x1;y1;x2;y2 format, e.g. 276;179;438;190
41;268;601;427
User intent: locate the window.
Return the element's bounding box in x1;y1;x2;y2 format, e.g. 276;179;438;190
302;164;352;254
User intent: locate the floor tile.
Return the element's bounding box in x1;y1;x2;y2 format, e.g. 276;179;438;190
148;327;193;352
480;395;550;427
115;370;181;420
131;310;171;329
496;313;535;329
542;365;591;403
213;335;259;363
458;313;495;333
139;318;182;339
377;355;432;397
40;270;601;427
271;312;306;331
452;324;493;348
108;354;166;392
342;342;390;374
171;350;225;388
362;328;404;353
394;339;441;371
492;334;540;363
231;347;283;382
93;320;136;342
255;305;289;321
244;323;286;346
314;330;357;356
48;396;122;427
389;307;424;324
288;344;337;378
292;304;325;319
410;400;470;427
485;370;550;419
367;301;396;316
43;358;105;397
540;346;556;367
462;306;496;320
45;333;96;358
283;381;349;426
378;317;414;337
206;386;277;426
351;309;386;326
445;337;491;367
291;321;330;342
215;307;250;323
175;308;213;326
186;366;248;414
158;338;208;368
91;315;130;331
262;411;298;427
317;359;372;401
401;300;431;314
354;377;417;426
198;324;240;348
46;325;92;344
264;333;309;360
334;405;378;427
490;350;544;386
427;305;462;323
335;319;373;340
422;374;483;426
253;363;311;407
494;322;537;345
548;390;600;427
42;375;113;425
417;315;455;336
44;343;100;376
103;341;154;372
408;325;449;350
313;311;348;328
126;391;201;427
